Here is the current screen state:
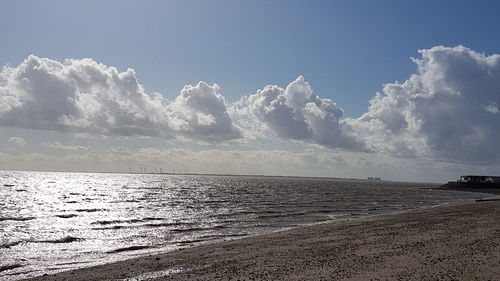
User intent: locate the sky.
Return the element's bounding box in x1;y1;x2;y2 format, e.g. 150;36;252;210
1;0;500;182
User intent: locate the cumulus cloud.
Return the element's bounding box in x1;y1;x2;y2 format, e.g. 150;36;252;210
347;45;500;162
169;82;240;140
8;136;26;146
42;141;89;151
234;76;365;150
0;55;240;141
3;47;500;164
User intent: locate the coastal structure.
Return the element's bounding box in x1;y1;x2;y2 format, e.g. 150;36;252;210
442;175;500;189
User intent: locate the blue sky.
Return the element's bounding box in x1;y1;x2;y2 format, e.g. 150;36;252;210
1;1;500;181
2;0;499;116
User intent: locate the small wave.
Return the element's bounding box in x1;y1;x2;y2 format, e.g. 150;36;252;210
350;212;368;217
55;214;78;218
91;217;168;226
92;225;128;230
107;245;151;253
170;225;227;233
0;241;22;249
36;236;82;244
256;211;307;219
143;222;194;228
211;209;282;218
121;186;158;190
313;210;335;213
93;220;194;230
55;261;93;266
75;208;107;212
204;200;231;204
0;216;35;222
3;184;15;187
109;199;141;203
0;264;22;272
211;224;227;229
142;217;165;221
91;219;143;225
170;227;206;233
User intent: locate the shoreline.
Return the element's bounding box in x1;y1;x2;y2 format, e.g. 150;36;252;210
1;173;488;281
4;196;478;280
17;199;500;281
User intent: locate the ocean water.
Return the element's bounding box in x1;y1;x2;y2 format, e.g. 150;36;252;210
0;171;489;280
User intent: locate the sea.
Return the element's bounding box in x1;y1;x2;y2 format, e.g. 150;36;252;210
0;171;491;280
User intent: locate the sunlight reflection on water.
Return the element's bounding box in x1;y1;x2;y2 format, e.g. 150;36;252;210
0;171;489;280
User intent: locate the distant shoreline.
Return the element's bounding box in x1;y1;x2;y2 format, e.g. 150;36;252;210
0;169;442;184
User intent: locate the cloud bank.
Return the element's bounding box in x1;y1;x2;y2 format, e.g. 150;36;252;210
2;46;500;163
234;76;364;150
232;46;500;163
347;45;500;162
0;55;240;141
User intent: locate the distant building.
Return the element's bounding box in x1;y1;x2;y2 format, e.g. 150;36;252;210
460;175;500;183
367;177;382;181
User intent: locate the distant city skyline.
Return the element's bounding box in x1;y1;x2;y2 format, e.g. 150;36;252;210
1;0;500;182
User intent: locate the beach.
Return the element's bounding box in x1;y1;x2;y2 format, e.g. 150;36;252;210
6;172;486;280
21;199;500;281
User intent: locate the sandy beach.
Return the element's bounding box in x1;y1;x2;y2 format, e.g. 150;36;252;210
22;200;500;281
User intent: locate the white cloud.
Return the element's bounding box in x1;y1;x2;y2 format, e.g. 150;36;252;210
169;82;241;141
483;102;499;114
42;141;89;151
0;55;240;141
3;46;500;165
8;136;26;146
347;45;500;162
234;76;365;150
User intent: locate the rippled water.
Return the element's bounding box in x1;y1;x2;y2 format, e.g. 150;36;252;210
0;171;489;280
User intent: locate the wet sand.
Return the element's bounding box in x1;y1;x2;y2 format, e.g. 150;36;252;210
23;200;500;281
